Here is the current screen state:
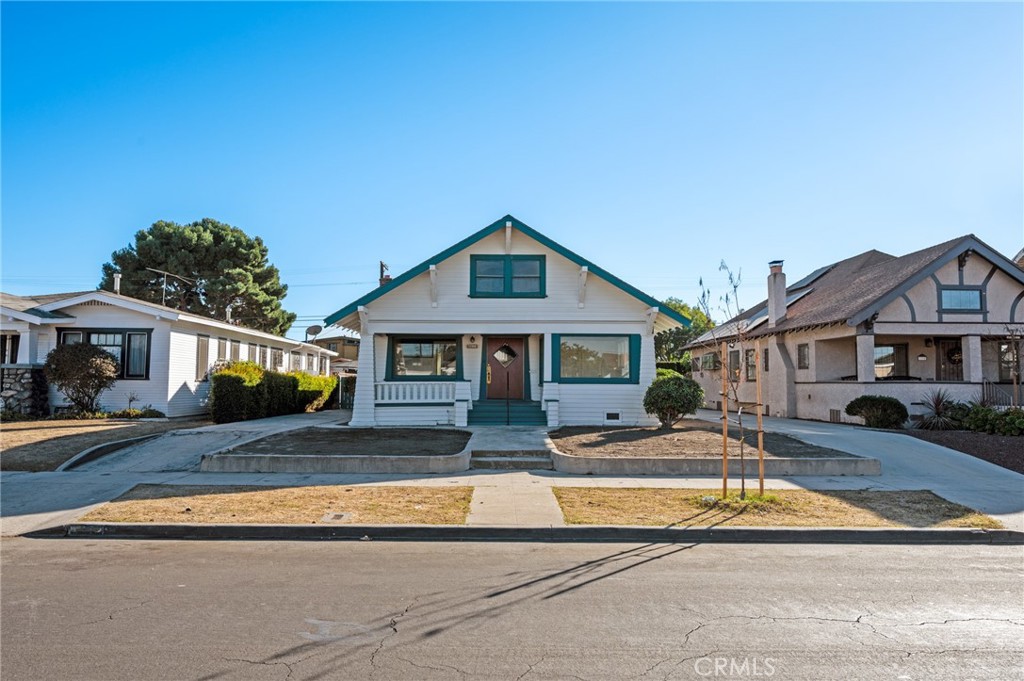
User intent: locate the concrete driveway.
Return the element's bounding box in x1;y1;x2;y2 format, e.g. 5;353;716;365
696;409;1024;531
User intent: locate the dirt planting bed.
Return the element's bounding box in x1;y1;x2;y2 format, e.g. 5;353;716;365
549;419;852;459
234;427;472;457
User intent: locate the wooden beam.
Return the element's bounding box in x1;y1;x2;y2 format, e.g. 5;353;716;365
577;266;589;308
645;306;658;336
429;265;438;308
505;221;513;254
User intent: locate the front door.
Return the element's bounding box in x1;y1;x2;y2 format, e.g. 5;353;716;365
486;337;525;400
936;339;964;381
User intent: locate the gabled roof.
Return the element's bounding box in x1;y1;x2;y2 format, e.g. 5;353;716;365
324;214;690;329
686;234;1023;347
1;290;333;354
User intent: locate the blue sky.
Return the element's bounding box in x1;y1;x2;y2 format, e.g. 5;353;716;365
3;1;1021;338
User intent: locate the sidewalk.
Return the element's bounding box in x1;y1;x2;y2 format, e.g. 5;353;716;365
3;410;1023;537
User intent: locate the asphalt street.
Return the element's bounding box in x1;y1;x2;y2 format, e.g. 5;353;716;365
2;539;1022;680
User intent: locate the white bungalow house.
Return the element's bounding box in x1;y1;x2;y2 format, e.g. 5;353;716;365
0;288;335;417
324;215;690;427
685;235;1024;423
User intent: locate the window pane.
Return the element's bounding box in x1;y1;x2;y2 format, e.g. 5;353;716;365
476;260;504;277
874;344;908;378
560;336;630;379
393;339;457;377
941;289;981;310
126;333;147;377
475;277;505;294
62;332;84;345
89;333;122;364
512;260;540;277
511;276;540;293
745;349;756;381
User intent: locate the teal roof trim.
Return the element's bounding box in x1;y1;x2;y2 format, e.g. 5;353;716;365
325;215;690;328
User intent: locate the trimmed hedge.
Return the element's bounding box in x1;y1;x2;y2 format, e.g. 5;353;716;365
290;371;337;412
210;361;338;424
845;395;908;429
656;361;690;376
963;405;1024;436
656;367;683;380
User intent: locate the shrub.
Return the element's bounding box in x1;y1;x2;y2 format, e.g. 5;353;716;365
993;408;1024;436
656;361;690;376
209;361;268;424
263;371;298;417
643;375;704;428
963;404;999;433
291;372;338;412
107;407;167;419
43;343;120;414
917;389;968;431
845;395;908;429
656;367;683;380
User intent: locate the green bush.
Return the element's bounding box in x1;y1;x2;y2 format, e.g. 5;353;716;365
963;404;999;433
43;343;120;414
845;395;908;429
994;408;1024;436
656;361;690;376
656;367;683;380
291;372;338;412
263;371;298;417
643;375;704;429
107;407;167;419
210;361;339;423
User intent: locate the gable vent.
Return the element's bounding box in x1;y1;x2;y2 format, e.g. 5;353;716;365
80;300;113;307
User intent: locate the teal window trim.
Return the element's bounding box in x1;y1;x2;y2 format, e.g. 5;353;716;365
469;254;546;298
551;333;641;384
385;335;463;381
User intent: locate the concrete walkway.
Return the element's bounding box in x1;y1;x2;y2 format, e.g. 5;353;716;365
69;409;348;472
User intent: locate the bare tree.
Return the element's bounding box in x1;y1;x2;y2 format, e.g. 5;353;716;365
696;261;764;499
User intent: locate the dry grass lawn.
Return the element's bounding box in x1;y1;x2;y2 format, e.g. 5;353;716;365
553;487;1002;529
0;419;210;471
235;427;471;457
81;484;474;525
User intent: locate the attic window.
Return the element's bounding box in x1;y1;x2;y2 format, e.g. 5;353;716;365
470;255;545;298
940;288;983;312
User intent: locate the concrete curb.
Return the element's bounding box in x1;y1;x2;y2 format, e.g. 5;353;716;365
57;434;163;472
26;523;1024;545
549;448;882;477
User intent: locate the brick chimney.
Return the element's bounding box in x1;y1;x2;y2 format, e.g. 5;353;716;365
767;260;786;328
379;274;393;287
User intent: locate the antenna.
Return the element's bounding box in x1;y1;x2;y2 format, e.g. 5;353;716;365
379;261;389;280
145;267;197;307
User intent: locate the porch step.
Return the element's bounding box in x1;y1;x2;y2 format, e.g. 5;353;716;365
470;455;554;470
468;400;547;426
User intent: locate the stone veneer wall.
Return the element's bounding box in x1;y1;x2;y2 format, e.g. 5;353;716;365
0;365;49;416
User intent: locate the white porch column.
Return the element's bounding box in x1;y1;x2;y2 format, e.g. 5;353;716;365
454;381;471;427
962;335;983;383
543;383;560;428
17;330;33;364
349;315;377;426
856;335;875;382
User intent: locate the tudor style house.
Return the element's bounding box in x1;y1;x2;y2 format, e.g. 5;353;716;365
685;235;1024;423
324;215;690;427
0;288;334;417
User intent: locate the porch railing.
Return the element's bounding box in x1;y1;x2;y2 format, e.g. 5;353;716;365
982;380;1018;408
374;382;457;404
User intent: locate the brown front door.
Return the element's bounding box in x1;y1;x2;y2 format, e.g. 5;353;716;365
486;337;525;400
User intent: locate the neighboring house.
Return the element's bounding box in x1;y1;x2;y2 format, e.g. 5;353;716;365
323;215;690;427
0;288;335;417
309;326;360;374
1015;246;1024;269
685;235;1024;423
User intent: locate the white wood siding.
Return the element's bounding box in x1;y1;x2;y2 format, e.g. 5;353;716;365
166;326;210;417
45;303;172;413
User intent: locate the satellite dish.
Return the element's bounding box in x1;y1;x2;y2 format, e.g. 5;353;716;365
305;325;323;338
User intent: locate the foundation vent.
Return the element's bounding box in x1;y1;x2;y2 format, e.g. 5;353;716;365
829;409;841;423
604;412;621;424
